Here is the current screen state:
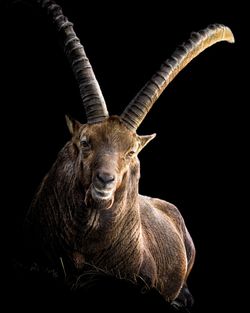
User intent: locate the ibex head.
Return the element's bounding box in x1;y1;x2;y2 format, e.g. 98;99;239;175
38;1;234;211
65;115;155;210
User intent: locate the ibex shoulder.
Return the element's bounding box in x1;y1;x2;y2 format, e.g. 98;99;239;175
139;195;186;233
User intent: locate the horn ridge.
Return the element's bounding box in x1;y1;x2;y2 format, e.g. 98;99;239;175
121;24;234;131
37;0;109;124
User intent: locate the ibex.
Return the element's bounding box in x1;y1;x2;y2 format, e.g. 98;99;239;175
24;0;234;308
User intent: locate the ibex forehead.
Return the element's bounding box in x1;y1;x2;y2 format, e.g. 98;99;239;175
80;116;138;150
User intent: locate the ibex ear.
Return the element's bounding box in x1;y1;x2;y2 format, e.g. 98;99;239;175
65;115;81;135
138;134;156;152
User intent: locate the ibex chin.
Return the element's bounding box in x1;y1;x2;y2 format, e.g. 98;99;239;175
24;0;234;308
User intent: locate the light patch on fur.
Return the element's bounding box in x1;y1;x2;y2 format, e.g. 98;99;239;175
91;185;113;201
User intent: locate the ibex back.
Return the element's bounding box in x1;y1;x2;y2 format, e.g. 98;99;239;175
24;0;234;308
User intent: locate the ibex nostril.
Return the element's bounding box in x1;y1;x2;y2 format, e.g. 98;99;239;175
97;172;115;185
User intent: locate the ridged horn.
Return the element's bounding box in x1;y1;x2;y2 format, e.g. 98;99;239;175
37;0;109;123
121;24;234;131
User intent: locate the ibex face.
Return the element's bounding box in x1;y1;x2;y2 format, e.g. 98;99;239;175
66;115;155;210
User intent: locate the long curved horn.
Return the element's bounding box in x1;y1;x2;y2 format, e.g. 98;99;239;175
38;0;109;123
121;24;234;131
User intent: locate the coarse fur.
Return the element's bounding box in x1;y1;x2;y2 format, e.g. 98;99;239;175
25;116;195;305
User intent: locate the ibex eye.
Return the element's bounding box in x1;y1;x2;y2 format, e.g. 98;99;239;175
127;150;136;158
80;137;90;148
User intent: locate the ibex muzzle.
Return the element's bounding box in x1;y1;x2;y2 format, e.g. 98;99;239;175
92;154;117;201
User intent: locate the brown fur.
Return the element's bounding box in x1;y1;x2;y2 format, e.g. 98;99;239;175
25;116;195;304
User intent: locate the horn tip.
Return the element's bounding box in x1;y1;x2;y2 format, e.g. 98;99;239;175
224;26;235;43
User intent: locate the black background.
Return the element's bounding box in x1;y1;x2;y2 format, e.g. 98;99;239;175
1;0;245;312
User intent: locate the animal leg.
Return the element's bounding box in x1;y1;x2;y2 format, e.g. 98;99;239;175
171;283;194;311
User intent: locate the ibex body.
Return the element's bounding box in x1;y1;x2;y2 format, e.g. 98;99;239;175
24;0;234;307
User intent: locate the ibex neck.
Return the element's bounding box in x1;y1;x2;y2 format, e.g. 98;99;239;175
79;167;141;243
26;145;142;275
78;171;142;276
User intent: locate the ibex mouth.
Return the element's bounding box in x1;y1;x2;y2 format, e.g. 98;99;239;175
91;185;113;201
